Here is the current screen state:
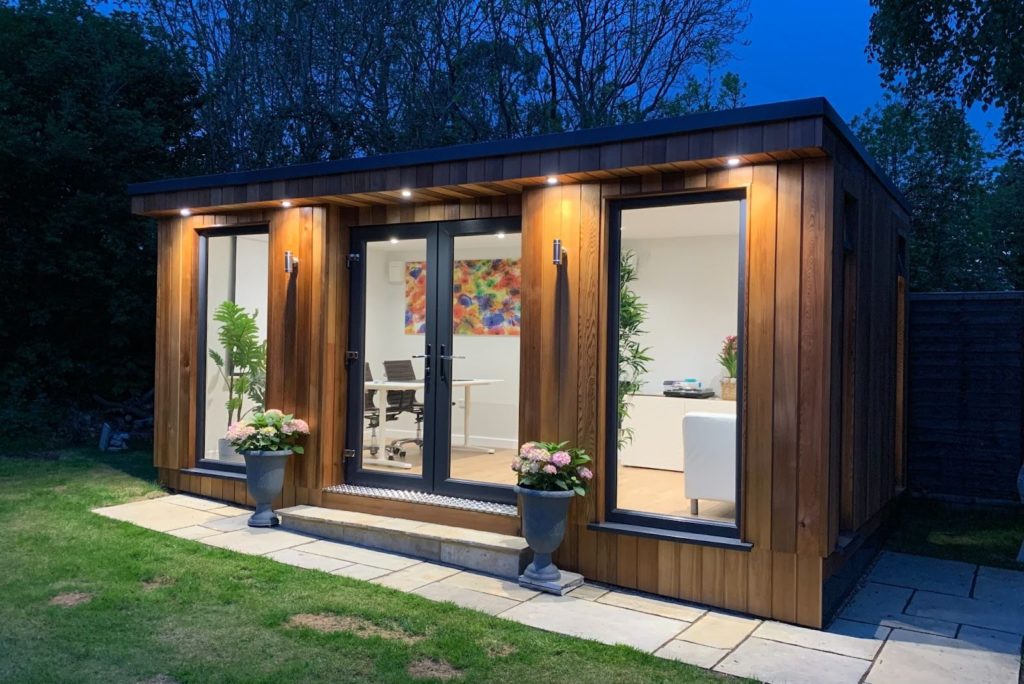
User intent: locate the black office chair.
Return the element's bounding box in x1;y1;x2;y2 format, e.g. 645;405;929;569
362;363;398;456
383;359;425;457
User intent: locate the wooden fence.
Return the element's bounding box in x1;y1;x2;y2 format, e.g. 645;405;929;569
907;292;1024;502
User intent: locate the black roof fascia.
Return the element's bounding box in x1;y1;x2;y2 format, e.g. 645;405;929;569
128;97;909;213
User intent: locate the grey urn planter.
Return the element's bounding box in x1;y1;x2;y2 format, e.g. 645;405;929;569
514;485;575;584
242;449;292;527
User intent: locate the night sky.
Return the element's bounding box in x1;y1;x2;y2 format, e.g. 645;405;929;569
734;0;1001;149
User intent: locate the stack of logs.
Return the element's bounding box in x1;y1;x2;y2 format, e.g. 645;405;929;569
94;390;154;450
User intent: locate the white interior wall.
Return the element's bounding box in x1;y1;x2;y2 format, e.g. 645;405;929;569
203;234;269;457
363;235;521;448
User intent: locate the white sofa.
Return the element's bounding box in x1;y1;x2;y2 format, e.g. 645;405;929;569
683;412;737;515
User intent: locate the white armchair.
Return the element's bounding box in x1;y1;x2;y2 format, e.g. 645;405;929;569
683;412;737;515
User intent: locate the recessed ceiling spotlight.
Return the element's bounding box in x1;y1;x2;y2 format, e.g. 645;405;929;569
390;237;399;244
179;208;191;217
496;231;506;239
281;200;292;208
401;189;412;198
726;157;741;167
546;175;559;185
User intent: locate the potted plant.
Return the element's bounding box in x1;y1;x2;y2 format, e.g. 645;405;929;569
512;441;593;593
717;334;738;401
617;250;652;449
209;300;267;459
225;409;309;527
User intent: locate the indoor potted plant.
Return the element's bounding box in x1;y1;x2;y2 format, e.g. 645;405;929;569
225;409;309;527
512;441;593;593
209;300;267;459
717;334;738;401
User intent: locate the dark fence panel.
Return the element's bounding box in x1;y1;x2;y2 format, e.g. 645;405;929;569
908;292;1024;501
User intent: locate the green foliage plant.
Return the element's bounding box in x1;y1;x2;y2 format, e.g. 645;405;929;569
617;250;652;449
208;301;265;427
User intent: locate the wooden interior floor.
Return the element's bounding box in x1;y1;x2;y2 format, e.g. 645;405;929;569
363;442;735;524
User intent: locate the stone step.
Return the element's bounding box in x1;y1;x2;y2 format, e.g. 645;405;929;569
277;505;529;579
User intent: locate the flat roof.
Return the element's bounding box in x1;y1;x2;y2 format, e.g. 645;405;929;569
128;97;908;212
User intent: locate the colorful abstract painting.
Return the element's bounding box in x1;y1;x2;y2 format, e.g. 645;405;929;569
405;259;521;336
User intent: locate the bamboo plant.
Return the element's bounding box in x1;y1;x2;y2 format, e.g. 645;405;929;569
617;250;652;449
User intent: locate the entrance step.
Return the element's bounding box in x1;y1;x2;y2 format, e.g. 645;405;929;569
277;505;529;579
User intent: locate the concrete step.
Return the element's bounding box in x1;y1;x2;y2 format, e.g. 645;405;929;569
277;505;529;579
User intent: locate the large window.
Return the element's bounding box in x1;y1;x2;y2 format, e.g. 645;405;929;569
196;227;269;470
606;191;745;536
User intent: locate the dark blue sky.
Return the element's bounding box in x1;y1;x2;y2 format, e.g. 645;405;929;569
731;0;1000;148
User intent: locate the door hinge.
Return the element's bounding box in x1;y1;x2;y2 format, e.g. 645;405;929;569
343;449;356;460
345;350;359;363
346;253;360;268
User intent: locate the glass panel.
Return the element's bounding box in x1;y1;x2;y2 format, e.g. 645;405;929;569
446;232;521;487
361;237;429;476
202;233;269;464
615;200;741;524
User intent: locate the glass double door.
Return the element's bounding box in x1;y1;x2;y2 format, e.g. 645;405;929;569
345;217;521;504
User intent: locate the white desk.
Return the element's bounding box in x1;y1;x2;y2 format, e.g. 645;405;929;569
363;378;502;468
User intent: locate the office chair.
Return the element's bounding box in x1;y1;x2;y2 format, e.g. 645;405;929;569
383;359;425;457
362;363;398;456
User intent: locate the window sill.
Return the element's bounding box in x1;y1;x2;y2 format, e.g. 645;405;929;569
587;521;753;551
181;467;246;481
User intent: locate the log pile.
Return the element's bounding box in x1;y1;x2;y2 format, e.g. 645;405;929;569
93;390;154;450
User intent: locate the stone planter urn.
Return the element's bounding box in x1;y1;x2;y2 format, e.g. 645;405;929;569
720;377;737;401
242;450;292;527
514;485;583;594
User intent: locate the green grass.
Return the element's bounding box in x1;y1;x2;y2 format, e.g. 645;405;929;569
0;449;727;684
885;497;1024;570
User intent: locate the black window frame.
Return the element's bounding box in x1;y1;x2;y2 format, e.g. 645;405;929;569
194;223;270;474
604;189;747;540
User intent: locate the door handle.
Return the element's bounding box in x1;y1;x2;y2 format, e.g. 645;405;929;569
412;344;431;383
438;345;464;381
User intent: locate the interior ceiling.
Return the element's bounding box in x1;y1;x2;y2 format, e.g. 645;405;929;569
621;200;741;239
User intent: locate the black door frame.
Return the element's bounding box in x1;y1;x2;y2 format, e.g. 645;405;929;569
344;216;521;504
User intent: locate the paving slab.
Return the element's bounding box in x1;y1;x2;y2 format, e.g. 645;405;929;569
958;625;1024;657
677;612;760;649
166;525;223;541
654;639;730;668
435;571;539;601
299;540;421;571
838;582;959;637
868;551;976;596
866;628;1021;684
95;500;225;532
906;590;1024;635
201;528;313;555
331;564;392;581
264;548;353;572
973;566;1024;607
597;590;706;622
716;636;872;684
200;514;252;532
566;583;609;601
413;581;521;615
754;618;889;660
500;593;687;652
209;505;252;517
371;563;460;591
161;494;227;510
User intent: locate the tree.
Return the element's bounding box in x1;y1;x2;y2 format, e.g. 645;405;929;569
138;0;750;170
981;158;1024;289
0;0;199;434
868;0;1024;154
853;96;1002;290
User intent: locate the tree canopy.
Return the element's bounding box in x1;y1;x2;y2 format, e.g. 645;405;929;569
868;0;1024;154
0;0;198;432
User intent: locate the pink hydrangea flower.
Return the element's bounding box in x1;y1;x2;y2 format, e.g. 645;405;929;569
519;441;536;456
542;464;557;475
510;460;520;472
578;467;593;480
282;418;310;434
551;450;571;467
264;409;284;419
226;422;255;441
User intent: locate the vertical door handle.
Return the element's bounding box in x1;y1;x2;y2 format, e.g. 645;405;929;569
412;344;431;383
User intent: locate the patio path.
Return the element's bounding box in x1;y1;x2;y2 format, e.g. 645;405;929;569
95;494;1023;684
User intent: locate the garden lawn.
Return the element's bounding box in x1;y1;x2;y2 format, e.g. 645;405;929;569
885;496;1024;570
0;449;731;684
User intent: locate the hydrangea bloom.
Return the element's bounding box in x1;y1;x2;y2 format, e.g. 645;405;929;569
579;467;593;480
542;464;557;474
550;451;571;467
264;409;285;419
